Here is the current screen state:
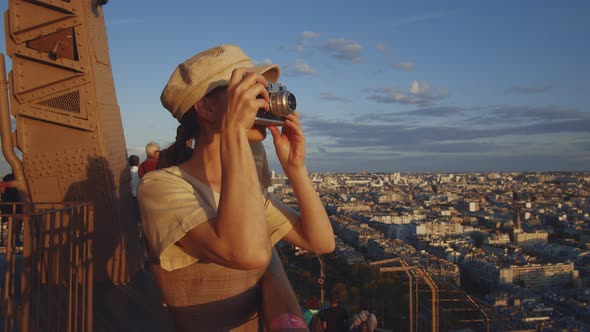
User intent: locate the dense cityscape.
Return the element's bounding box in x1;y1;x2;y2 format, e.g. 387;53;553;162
271;171;590;331
0;0;587;330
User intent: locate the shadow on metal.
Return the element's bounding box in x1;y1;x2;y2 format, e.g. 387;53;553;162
1;202;92;331
0;202;175;332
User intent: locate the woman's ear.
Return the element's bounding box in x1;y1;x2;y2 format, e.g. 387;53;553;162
194;99;215;123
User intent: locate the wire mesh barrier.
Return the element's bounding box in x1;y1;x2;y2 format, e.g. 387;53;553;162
0;202;94;332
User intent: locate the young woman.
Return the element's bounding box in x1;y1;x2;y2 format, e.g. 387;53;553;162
138;44;335;331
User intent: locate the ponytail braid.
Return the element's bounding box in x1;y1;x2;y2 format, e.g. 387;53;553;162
157;108;198;169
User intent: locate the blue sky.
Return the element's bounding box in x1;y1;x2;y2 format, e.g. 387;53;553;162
1;0;589;174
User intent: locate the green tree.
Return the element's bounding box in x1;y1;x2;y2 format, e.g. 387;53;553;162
279;249;409;331
330;282;348;303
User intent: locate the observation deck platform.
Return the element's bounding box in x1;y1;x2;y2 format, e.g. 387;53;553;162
94;269;174;332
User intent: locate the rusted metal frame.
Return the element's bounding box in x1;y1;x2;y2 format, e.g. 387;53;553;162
462;291;490;332
1;214;5;247
85;204;93;332
67;208;79;331
20;213;31;332
67;206;75;332
73;205;81;331
73;204;83;332
0;55;31;203
64;208;73;332
379;261;415;332
7;1;82;46
412;269;420;332
56;208;65;332
419;269;439;332
37;206;74;331
33;212;44;331
33;208;53;331
46;211;56;330
405;266;436;332
1;202;93;331
3;214;15;331
369;257;403;266
79;203;88;332
30;202;86;215
27;214;37;332
50;207;81;331
402;259;439;332
379;257;440;332
441;279;490;332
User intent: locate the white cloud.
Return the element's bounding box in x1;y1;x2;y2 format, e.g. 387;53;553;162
302;31;319;39
287;31;320;53
367;80;449;106
409;80;423;95
292;45;305;53
320;92;352;103
505;84;554;94
299;104;590;172
282;60;316;76
409;80;449;99
262;58;273;65
375;43;390;53
394;62;415;70
318;39;363;63
293;60;316;75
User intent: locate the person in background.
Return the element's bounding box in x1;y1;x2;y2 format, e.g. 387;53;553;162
249;141;271;189
0;173;22;246
128;155;141;235
321;296;349;332
349;301;377;332
0;174;16;199
302;296;323;332
138;44;335;331
138;141;160;178
129;155;140;199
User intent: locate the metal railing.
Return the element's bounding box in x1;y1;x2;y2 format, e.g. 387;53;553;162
1;202;94;332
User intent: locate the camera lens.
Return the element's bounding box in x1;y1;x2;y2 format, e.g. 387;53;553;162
287;93;296;111
269;90;296;117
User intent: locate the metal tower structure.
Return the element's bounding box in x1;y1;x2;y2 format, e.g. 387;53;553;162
371;257;494;332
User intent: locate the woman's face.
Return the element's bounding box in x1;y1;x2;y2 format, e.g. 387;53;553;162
205;87;267;142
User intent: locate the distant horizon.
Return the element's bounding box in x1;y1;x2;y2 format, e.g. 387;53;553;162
0;1;588;174
269;166;590;176
0;147;588;177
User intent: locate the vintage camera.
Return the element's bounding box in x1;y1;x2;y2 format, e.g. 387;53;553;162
255;82;296;126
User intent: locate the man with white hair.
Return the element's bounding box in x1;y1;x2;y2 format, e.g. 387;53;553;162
138;141;160;178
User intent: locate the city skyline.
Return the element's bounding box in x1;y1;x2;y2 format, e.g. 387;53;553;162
0;1;588;174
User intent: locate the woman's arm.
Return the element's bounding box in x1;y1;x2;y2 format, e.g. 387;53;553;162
268;112;335;254
280;166;335;254
177;132;271;270
177;69;274;269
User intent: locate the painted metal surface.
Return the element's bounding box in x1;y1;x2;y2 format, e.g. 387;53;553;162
2;0;141;286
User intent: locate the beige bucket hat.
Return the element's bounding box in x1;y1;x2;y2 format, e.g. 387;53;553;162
161;44;281;121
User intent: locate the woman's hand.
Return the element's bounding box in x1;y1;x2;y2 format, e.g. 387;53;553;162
223;68;270;133
268;111;306;173
269;112;335;255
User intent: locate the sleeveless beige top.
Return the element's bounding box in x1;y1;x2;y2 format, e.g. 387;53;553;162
138;166;298;331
